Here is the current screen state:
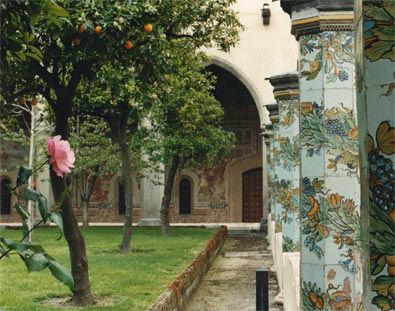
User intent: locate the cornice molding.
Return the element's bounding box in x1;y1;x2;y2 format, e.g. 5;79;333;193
292;15;354;39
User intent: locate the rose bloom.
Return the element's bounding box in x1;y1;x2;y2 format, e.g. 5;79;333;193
47;135;75;177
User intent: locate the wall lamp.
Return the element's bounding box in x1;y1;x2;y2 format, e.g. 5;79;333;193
261;3;271;25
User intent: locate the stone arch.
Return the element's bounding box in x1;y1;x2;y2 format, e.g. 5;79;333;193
205;55;266;125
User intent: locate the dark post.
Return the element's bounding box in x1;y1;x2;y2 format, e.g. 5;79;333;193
256;268;269;311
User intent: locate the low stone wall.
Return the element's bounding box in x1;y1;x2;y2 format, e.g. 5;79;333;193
148;226;228;311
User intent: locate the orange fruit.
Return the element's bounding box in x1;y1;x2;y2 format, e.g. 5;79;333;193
144;23;153;33
73;37;81;46
124;40;133;49
95;25;102;34
388;265;395;276
19;96;26;104
31;98;38;106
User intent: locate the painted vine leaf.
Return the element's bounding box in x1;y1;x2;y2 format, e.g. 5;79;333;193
368;120;395;311
364;0;395;61
376;121;395;155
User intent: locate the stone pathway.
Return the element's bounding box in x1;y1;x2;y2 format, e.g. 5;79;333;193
182;233;283;311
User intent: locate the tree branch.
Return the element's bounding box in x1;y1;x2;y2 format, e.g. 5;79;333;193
35;63;60;90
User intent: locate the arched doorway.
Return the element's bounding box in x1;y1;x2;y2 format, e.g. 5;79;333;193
205;64;263;223
242;168;263;222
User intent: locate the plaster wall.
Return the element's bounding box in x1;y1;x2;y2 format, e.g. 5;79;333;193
203;0;299;125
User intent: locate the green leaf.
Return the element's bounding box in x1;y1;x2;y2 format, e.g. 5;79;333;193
25;253;49;272
38;196;49;222
25;188;41;201
372;275;395;296
14;203;30;220
28;44;42;56
22;219;29;238
47;16;61;28
25;52;42;62
15;51;26;61
48;260;74;290
47;2;69;17
49;212;64;240
0;246;10;258
370;201;395;254
371;254;386;275
16;166;32;186
0;238;46;253
0;238;15;247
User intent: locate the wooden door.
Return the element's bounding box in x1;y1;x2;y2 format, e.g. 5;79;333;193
242;168;263;222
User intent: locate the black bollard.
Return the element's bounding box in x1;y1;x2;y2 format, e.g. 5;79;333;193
256;267;269;311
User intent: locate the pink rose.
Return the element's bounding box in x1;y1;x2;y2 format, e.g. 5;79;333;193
47;135;75;177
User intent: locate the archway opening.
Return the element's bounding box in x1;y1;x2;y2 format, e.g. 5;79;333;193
205;64;263;223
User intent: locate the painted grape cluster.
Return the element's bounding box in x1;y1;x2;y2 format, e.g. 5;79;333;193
369;151;395;213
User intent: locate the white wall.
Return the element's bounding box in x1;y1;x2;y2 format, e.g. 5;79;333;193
203;0;298;125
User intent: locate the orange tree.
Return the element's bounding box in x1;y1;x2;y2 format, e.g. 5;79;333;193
1;0;242;305
142;48;235;235
72;0;242;246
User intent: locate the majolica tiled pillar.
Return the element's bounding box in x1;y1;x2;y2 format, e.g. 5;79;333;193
355;1;395;310
266;102;284;301
262;124;275;248
267;73;300;253
267;73;301;309
280;1;364;310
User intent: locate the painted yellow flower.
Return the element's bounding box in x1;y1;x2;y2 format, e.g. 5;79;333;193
309;61;320;73
326;193;344;208
307;196;320;220
301;102;313;114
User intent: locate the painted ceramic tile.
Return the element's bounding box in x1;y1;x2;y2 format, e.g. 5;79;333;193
299;99;359;177
366;85;395;130
323;89;354;111
302;263;363;310
363;1;395;63
299;31;355;88
367;121;395;311
279;98;300;131
361;2;395;310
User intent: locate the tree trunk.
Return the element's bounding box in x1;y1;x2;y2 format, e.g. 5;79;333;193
160;156;180;236
52;91;93;305
119;141;133;253
81;167;99;228
81;198;89;228
50;170;94;305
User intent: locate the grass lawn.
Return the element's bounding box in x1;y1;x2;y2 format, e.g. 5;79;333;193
0;226;217;311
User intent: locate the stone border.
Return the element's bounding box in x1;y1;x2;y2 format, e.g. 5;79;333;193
148;226;228;311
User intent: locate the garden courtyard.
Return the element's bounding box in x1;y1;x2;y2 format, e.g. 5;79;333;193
0;226;218;311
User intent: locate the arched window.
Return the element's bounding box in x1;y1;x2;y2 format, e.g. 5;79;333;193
1;179;12;215
179;178;192;215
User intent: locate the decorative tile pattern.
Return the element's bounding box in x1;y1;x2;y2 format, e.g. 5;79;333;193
298;27;363;311
356;1;395;310
271;93;300;251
